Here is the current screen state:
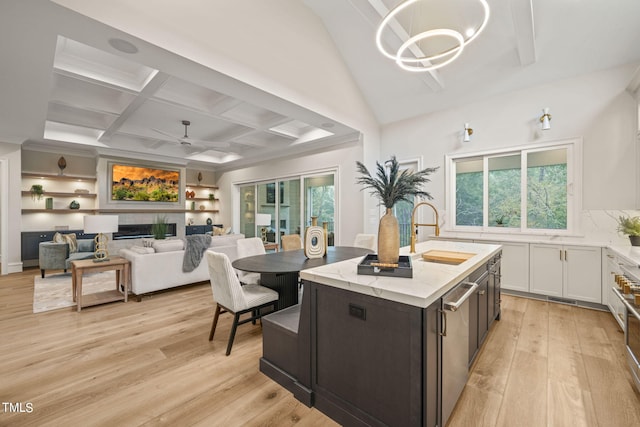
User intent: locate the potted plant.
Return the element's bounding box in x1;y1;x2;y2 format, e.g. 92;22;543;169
356;156;438;264
152;215;168;240
493;215;507;227
30;184;44;201
617;215;640;246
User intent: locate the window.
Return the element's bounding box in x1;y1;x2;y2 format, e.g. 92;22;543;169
447;139;579;234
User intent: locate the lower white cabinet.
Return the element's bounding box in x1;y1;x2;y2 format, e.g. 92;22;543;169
529;244;602;303
482;241;529;292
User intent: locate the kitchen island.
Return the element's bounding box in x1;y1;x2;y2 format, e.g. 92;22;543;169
260;240;502;427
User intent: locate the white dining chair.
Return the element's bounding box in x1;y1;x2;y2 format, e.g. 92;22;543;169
281;234;303;251
353;233;377;252
236;237;265;285
206;251;278;356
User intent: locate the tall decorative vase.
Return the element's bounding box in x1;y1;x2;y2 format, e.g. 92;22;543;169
377;208;400;264
322;221;329;256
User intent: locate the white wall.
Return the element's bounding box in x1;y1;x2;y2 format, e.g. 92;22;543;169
215;141;365;246
380;64;640;245
0;142;22;273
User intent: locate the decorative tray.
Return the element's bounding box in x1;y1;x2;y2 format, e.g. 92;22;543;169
357;254;413;278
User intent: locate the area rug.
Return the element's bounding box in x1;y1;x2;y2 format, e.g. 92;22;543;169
33;271;117;313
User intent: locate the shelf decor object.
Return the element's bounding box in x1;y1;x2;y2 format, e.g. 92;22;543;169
45;197;53;210
30;184;44;201
197;172;203;183
69;200;80;209
356;155;438;264
83;215;119;262
57;156;66;175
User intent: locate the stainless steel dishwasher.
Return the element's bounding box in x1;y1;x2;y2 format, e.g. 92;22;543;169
441;274;483;426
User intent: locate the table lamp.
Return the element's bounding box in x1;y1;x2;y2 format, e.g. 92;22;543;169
83;215;119;262
255;213;271;243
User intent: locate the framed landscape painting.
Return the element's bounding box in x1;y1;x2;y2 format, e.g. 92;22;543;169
111;164;180;202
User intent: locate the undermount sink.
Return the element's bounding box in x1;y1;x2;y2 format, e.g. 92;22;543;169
421;250;476;265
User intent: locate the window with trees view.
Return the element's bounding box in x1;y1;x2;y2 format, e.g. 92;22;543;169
448;140;578;233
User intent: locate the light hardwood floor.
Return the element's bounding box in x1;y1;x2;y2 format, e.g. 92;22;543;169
1;269;639;426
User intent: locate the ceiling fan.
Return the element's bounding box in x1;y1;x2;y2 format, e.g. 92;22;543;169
152;120;230;149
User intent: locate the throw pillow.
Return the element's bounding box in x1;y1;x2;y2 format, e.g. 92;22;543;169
212;226;225;236
53;232;78;253
129;246;155;255
152;239;184;253
142;239;154;248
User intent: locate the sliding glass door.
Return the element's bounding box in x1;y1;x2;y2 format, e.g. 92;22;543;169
238;171;336;247
304;173;335;246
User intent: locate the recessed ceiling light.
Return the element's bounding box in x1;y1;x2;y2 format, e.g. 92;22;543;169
108;38;138;54
465;28;476;37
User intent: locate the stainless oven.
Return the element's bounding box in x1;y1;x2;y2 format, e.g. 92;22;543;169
613;287;640;391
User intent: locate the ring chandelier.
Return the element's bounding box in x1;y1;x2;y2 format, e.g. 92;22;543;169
375;0;490;72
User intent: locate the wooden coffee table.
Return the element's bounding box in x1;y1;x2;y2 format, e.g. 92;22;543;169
71;256;130;312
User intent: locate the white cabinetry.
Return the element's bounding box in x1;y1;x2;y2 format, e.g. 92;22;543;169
482;241;529;292
530;244;601;303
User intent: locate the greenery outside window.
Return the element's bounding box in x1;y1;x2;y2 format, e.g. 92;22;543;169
446;139;580;234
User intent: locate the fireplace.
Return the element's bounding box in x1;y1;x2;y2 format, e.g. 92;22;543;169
113;223;177;240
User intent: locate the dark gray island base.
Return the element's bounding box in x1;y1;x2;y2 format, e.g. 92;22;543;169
260;241;502;427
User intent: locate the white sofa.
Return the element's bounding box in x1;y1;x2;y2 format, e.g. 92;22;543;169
119;234;245;298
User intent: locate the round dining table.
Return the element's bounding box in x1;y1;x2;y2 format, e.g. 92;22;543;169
232;246;373;310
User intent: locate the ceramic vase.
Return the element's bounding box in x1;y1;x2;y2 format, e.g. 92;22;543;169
377;208;399;264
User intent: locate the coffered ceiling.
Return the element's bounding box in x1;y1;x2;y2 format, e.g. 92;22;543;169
45;36;347;167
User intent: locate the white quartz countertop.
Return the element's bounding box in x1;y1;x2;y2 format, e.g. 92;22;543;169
300;240;502;308
608;245;640;267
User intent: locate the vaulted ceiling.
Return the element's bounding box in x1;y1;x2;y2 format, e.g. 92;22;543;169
1;0;640;170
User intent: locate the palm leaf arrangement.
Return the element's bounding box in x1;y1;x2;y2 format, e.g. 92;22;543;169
356;156;439;264
355;156;438;208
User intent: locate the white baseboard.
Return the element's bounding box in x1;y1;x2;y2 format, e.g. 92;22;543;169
3;262;23;275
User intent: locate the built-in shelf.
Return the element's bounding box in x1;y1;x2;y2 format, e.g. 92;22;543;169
185;183;219;190
99;209;220;214
186;197;218;202
23;208;220;214
21;191;97;198
22;172;96;182
22;209;97;213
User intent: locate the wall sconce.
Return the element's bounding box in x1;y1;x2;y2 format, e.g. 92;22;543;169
540;108;552;130
463;123;473;142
